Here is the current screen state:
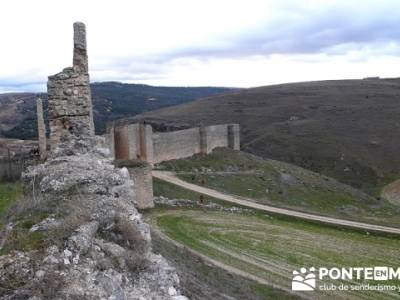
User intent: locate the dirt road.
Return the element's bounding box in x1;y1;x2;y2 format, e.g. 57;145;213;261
153;171;400;235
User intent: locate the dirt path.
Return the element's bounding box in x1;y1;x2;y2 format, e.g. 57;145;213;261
153;171;400;235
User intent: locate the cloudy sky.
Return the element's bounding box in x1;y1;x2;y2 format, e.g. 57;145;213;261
2;0;400;92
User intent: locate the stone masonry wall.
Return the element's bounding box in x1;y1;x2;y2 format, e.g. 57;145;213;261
203;124;229;154
128;123;141;159
47;22;94;151
228;124;240;150
36;97;47;160
140;124;154;164
114;125;129;159
108;122;240;164
128;163;154;209
153;127;201;163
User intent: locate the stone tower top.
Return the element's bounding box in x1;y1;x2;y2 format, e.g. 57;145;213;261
73;22;88;73
47;22;94;152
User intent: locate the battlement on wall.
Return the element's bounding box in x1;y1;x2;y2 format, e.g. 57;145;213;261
106;122;240;164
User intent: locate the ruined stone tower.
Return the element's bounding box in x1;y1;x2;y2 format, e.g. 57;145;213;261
47;22;95;150
36;97;47;160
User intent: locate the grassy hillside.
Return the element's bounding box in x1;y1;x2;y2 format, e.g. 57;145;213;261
135;78;400;193
157;148;400;227
0;82;235;139
148;208;400;300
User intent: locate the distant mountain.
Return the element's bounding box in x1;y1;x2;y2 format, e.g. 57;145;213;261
133;78;400;194
0;82;236;139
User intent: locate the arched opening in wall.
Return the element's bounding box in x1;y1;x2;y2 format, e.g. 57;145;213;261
114;125;129;159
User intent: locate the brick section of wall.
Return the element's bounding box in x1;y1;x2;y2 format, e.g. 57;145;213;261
47;22;94;151
152;127;201;163
128;164;154;209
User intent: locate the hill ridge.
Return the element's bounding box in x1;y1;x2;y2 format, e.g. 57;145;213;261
133;78;400;193
0;82;236;139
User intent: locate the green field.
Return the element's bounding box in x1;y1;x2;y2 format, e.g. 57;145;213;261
158;148;400;227
0;182;21;218
149;208;400;300
0;182;50;255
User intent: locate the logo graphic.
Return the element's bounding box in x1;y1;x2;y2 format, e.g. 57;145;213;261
292;267;316;291
374;267;389;281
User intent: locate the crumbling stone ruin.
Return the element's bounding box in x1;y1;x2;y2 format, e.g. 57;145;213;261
47;22;95;151
0;138;38;181
36;98;47;160
0;22;187;300
105;122;240;209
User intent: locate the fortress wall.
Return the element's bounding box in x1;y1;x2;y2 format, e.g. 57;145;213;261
105;123;115;158
152;127;201;163
228;124;240;150
0;154;39;181
128;124;141;159
139;124;154;164
128;163;154;209
0;157;26;181
114;125;129;159
107;122;240;164
203;124;229;154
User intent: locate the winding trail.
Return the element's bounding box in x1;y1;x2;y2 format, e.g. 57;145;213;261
153;171;400;236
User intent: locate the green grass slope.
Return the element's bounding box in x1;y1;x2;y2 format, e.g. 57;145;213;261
149;208;400;300
135;78;400;193
157;148;400;227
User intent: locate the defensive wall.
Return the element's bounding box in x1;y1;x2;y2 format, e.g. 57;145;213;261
106;122;240;164
0;139;39;181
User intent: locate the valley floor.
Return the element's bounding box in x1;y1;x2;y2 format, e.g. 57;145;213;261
147;207;400;300
149;156;400;300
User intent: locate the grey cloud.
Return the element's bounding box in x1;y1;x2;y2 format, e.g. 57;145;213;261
142;2;400;62
3;0;400;92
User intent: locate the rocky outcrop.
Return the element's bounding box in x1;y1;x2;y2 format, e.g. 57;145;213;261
0;136;187;299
